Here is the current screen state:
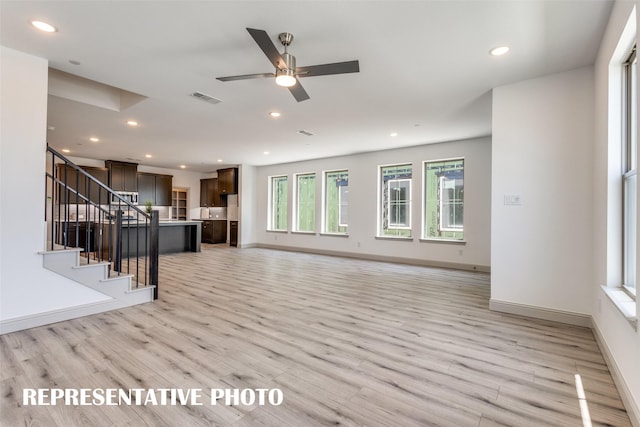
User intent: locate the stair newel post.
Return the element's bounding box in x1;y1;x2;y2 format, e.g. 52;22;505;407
114;209;123;272
150;210;159;300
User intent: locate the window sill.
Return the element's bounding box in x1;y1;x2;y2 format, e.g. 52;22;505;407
266;229;288;233
320;233;349;238
601;285;638;330
291;231;317;235
419;238;466;245
375;236;414;242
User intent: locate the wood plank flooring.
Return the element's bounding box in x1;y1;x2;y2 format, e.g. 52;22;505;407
1;245;631;426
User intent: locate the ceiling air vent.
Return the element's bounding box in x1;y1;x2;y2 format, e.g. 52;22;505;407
190;91;222;105
297;130;314;136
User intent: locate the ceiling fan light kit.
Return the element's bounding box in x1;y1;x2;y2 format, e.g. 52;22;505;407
216;28;360;102
275;68;296;87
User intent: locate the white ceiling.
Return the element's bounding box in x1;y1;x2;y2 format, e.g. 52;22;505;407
1;1;612;172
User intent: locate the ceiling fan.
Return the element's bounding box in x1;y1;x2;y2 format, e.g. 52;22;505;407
216;28;360;102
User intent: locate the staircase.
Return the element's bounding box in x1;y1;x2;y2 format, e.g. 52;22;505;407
43;145;159;308
41;247;154;305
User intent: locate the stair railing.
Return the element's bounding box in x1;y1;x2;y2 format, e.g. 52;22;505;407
45;145;159;299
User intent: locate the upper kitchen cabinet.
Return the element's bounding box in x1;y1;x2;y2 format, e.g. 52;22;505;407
200;178;226;207
55;164;108;204
83;166;109;204
56;164;83;204
138;172;173;206
217;167;238;195
105;160;138;192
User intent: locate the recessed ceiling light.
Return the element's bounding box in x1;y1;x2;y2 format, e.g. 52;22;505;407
490;46;510;56
264;151;270;155
61;149;70;153
217;159;223;163
31;20;56;33
145;154;152;158
390;132;399;137
180;165;186;169
126;120;138;126
269;112;281;118
89;137;99;142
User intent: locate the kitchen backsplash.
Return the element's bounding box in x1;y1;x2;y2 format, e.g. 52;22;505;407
54;204;170;220
197;207;227;220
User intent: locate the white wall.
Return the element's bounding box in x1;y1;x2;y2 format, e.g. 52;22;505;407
593;0;640;421
250;137;492;269
491;67;594;316
238;164;256;247
0;47;110;323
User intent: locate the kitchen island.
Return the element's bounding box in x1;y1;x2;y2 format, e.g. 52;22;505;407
110;219;202;257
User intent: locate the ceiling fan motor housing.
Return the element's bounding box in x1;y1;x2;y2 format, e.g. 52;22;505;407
280;52;296;71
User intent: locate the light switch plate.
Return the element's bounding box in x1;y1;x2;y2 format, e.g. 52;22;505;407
504;195;522;205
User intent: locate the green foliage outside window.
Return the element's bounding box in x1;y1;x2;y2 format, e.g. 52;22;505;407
270;176;288;230
296;173;316;232
325;170;348;234
424;159;464;240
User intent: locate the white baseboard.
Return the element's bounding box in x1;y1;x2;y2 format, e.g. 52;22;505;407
254;243;490;273
489;299;592;327
0;298;150;335
591;319;640;427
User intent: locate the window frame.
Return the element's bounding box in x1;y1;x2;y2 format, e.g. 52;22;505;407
322;169;349;234
378;163;413;238
423;158;465;241
268;175;288;231
386;178;412;230
623;45;637;298
294;172;316;233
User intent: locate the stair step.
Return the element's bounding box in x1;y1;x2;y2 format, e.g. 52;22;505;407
40;249;153;303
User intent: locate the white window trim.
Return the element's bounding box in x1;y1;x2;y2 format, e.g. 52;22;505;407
322;169;349;234
387;178;412;230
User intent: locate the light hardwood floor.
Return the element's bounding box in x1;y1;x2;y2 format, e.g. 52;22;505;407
1;245;632;426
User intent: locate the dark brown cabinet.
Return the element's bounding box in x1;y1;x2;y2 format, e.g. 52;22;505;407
56;165;108;204
217;167;238;195
200;178;226;207
201;220;226;244
56;164;83;204
83;166;109;205
106;160;138;192
155;175;172;205
230;221;238;247
137;173;172;206
56;221;95;252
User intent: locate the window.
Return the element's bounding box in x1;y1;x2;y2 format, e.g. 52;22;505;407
269;175;288;231
295;173;316;232
379;164;412;237
623;46;637;296
324;170;349;234
424;159;464;240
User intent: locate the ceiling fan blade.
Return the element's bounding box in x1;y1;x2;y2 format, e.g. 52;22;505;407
216;73;274;82
288;79;310;102
246;28;286;69
296;60;360;78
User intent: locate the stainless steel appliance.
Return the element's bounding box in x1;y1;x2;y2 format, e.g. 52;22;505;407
111;191;138;205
